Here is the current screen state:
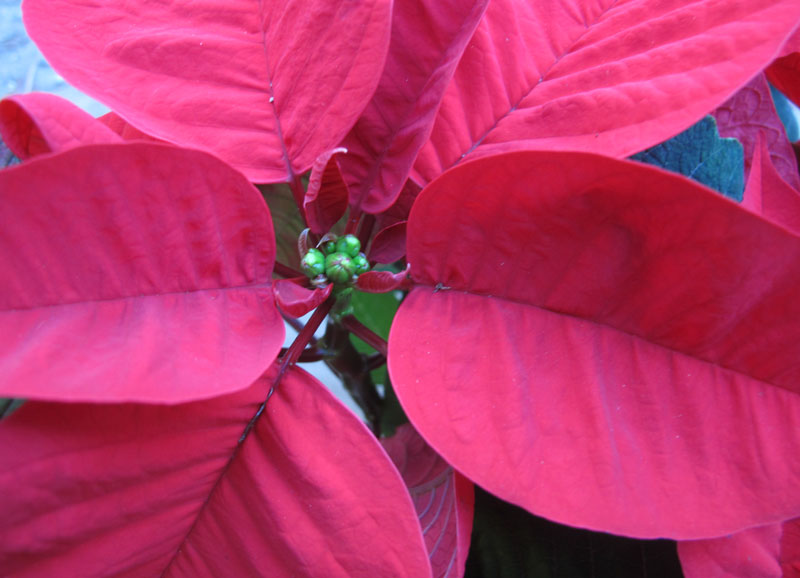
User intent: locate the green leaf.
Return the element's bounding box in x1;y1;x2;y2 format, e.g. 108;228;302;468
464;488;685;578
630;115;744;201
0;398;24;420
769;84;800;142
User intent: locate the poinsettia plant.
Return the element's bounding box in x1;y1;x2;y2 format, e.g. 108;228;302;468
3;0;800;576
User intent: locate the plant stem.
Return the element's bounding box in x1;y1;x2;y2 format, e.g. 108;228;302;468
340;315;388;357
239;296;335;443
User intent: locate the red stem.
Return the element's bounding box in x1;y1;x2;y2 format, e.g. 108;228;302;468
341;315;388;358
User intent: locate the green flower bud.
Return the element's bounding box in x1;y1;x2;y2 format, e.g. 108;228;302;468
300;248;325;278
320;240;337;255
335;234;361;258
325;252;355;284
351;252;369;275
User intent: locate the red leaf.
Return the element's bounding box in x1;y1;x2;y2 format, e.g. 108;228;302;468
0;366;433;577
340;0;488;213
678;518;800;578
389;150;800;538
23;0;392;183
0;93;121;159
0;143;283;403
355;266;412;293
304;148;350;235
274;277;333;317
98;112;165;143
412;0;800;184
766;28;800;107
743;132;800;234
368;222;408;264
383;425;474;578
713;73;800;189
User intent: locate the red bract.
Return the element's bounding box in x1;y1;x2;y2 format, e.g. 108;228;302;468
382;425;474;578
7;0;800;574
0;366;432;577
339;0;488;213
389;150;800;538
412;0;800;183
22;0;393;183
0;92;122;158
0;143;284;403
713;73;800;189
678;518;800;577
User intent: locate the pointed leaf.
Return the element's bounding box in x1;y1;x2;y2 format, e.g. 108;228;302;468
369;222;409;264
23;0;392;182
389;150;800;538
274;277;333;318
712;73;800;190
340;0;488;213
0;143;283;403
304;148;350;235
383;424;474;578
356;266;412;293
0;93;121;159
678;518;800;578
631;115;744;200
743;133;800;234
412;0;800;183
0;366;433;577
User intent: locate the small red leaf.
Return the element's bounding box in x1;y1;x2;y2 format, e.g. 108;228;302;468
678;518;800;578
413;0;800;183
383;425;474;578
274;277;333;317
0;93;121;158
713;73;800;189
0;143;283;403
356;266;411;293
23;0;392;182
340;0;489;213
743;132;800;234
304;147;349;234
368;221;408;264
0;366;433;577
390;151;800;538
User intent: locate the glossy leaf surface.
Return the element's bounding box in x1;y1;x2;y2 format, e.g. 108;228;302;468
383;425;474;578
23;0;392;182
341;0;488;213
0;93;121;159
390;150;800;538
412;0;800;183
0;367;432;577
0;143;283;403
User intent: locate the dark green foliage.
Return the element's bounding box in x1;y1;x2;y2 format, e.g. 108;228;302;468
630;115;744;201
464;487;685;578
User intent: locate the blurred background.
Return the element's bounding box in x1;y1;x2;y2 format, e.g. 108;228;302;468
1;0;107;115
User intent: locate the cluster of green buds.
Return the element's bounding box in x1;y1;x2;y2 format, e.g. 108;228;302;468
300;234;370;286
